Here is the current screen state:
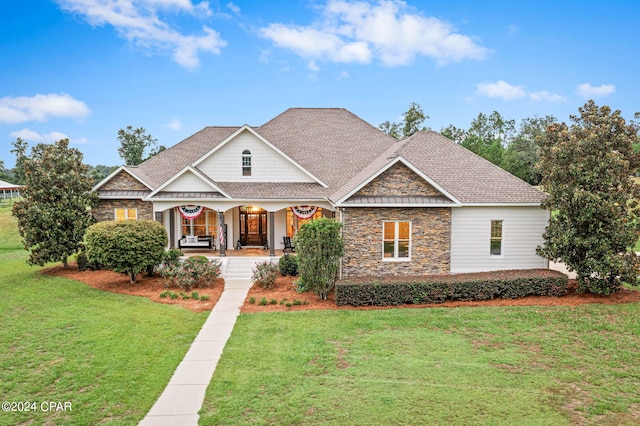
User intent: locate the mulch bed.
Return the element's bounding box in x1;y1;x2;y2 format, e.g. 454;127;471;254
42;263;640;313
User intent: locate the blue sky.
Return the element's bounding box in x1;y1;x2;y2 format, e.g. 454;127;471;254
1;0;638;168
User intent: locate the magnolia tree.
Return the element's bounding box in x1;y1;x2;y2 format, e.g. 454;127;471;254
12;139;97;268
295;217;344;300
536;101;640;294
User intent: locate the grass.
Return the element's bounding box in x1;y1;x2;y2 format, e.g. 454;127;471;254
201;305;640;425
0;206;209;425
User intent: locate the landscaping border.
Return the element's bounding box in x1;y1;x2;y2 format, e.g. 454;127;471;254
336;269;568;306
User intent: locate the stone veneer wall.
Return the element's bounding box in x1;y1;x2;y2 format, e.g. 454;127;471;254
101;171;149;191
93;199;154;222
341;207;451;277
355;162;442;197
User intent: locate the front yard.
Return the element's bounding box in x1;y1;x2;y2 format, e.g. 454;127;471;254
0;206;208;425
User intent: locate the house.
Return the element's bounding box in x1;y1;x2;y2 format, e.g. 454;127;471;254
92;108;548;277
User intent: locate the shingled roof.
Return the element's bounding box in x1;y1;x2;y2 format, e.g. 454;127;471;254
98;108;544;205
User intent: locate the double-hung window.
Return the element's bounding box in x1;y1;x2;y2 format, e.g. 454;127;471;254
383;221;411;260
490;220;503;256
115;208;137;221
242;150;251;176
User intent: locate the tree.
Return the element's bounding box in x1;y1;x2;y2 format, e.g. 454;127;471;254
295;217;344;300
379;102;429;140
10;137;28;184
12;139;97;268
458;111;515;166
0;158;5;180
85;220;168;283
536;101;640;294
117;126;164;165
502;115;557;185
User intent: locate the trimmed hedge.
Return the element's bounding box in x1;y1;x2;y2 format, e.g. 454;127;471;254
336;269;569;307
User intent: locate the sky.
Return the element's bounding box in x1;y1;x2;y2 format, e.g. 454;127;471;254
1;0;638;169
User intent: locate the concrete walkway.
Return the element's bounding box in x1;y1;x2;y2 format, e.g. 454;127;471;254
139;278;253;426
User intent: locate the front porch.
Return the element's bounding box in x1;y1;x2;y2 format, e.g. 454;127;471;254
179;247;288;257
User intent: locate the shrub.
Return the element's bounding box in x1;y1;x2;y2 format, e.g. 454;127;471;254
163;248;183;268
191;291;200;300
278;255;298;276
251;260;279;289
200;295;210;302
159;256;221;291
259;297;268;306
335;270;569;307
293;277;309;293
85;220;168;283
295;218;343;300
77;251;90;271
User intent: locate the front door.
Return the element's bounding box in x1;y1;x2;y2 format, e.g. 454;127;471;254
239;207;267;246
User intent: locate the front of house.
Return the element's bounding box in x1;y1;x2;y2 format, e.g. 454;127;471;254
93;108;548;277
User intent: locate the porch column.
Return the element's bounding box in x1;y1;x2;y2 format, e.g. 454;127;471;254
218;211;226;257
169;209;176;248
269;211;275;257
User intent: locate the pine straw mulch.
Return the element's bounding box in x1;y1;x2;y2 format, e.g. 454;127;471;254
42;263;640;313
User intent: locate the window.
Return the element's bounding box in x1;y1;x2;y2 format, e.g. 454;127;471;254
286;207;325;237
181;209;217;237
242;149;251;176
383;221;411;260
490;220;503;256
114;208;137;221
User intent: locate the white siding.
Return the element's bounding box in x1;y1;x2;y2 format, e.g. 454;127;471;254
450;206;548;273
163;170;214;192
198;130;316;183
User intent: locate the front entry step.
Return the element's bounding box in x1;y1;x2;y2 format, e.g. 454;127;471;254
224;257;277;280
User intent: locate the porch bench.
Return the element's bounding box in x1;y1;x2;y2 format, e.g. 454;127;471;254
179;235;214;249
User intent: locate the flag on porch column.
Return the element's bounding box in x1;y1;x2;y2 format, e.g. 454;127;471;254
219;224;224;245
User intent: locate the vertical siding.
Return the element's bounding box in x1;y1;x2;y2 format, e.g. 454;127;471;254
450;206;548;273
197;130;316;183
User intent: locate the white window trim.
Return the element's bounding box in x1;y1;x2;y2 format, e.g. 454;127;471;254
382;220;412;262
490;219;504;258
242;149;252;177
114;207;137;221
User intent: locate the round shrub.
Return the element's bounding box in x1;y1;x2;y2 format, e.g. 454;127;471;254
85;220;168;283
278;254;298;276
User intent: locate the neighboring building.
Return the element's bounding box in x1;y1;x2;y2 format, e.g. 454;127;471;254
92;108;548;277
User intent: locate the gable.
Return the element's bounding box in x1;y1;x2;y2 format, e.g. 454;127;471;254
196;128;317;183
162;169;217;192
354;162;444;198
99;170;150;191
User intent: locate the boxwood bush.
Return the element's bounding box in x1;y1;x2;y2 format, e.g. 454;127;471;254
336;269;569;307
85;220;168;283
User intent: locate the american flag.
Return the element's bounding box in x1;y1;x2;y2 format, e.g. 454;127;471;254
219;224;224;245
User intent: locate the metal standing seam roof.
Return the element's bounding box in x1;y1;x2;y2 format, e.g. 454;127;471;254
98;108;545;206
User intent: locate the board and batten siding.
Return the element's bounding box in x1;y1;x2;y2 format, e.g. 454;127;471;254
450;206;549;273
197;130;316;183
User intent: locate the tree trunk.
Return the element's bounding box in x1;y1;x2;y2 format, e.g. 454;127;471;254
62;257;69;269
130;271;137;283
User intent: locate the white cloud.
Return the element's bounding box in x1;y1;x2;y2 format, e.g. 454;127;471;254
226;2;240;16
166;118;182;130
55;0;226;69
338;70;350;79
576;83;616;98
529;90;566;103
308;60;321;72
260;0;487;67
0;93;90;124
476;80;566;103
476;80;526;100
10;128;70;143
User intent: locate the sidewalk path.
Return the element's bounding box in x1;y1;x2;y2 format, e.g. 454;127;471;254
139;278;252;426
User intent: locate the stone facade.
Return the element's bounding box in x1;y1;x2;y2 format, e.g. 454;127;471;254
355;162;442;197
101;171;149;191
341;207;451;277
93;199;154;222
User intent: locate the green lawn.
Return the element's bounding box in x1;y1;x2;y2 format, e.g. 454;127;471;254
0;206;208;425
201;305;640;425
